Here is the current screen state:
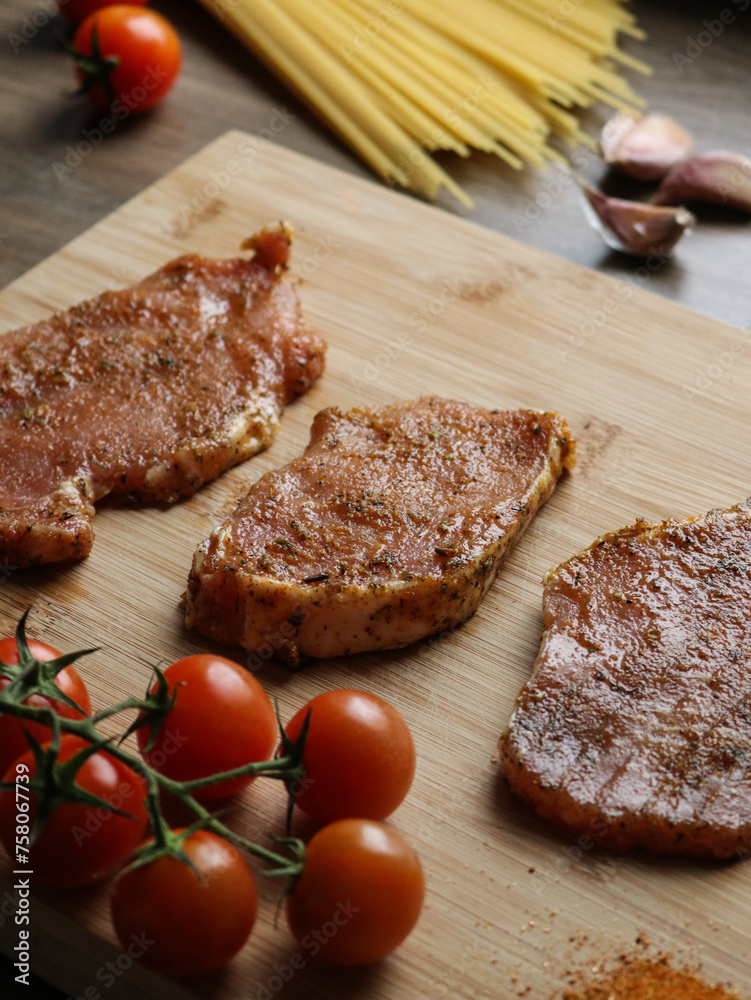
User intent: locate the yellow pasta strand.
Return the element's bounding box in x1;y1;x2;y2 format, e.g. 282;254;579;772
195;0;648;204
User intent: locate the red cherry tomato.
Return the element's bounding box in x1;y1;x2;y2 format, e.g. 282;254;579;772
58;0;148;25
287;819;425;966
111;829;258;976
0;636;92;778
0;736;148;887
72;6;181;112
136;655;278;801
285;690;415;823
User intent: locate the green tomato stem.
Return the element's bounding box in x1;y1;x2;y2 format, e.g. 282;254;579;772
87;696;156;725
177;754;301;793
0;685;306;881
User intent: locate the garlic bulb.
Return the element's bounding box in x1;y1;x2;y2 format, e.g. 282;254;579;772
601;113;694;181
653;152;751;213
580;184;696;256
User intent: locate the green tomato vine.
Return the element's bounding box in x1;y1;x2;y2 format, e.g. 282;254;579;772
0;609;308;885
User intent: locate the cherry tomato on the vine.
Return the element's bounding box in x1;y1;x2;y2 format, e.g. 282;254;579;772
285;690;415;823
286;819;425;966
136;655;277;801
111;829;258;976
72;6;181;113
0;735;148;887
0;636;92;778
58;0;148;25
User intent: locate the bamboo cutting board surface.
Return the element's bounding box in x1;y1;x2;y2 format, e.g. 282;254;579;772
1;131;751;999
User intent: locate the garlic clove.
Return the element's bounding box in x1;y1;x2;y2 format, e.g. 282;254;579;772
580;183;696;257
601;113;694;181
652;152;751;213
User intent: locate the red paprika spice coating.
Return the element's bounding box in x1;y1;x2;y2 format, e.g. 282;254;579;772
561;952;741;1000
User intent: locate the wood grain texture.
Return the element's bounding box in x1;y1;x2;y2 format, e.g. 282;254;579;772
1;133;751;999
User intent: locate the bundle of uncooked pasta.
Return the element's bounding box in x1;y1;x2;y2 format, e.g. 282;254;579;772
197;0;649;206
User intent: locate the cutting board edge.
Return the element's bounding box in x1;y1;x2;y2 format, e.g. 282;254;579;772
0;129;741;342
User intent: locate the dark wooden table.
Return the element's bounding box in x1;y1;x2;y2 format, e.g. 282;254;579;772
0;1;749;996
1;0;750;327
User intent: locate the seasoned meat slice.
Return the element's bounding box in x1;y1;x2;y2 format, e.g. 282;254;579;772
500;500;751;859
0;228;326;568
185;397;574;663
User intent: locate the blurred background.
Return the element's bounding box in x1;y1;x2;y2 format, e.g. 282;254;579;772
0;0;749;325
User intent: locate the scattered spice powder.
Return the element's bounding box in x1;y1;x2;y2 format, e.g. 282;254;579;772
560;951;742;1000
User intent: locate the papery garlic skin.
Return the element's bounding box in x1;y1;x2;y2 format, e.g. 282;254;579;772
653;152;751;213
601;113;694;181
580;184;696;257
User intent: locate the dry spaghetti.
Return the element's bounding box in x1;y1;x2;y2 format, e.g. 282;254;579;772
196;0;649;206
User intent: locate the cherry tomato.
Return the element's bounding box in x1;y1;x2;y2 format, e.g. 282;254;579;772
0;736;148;887
285;690;415;823
111;829;258;976
59;0;148;25
0;636;92;778
136;655;277;801
72;6;181;113
286;819;425;966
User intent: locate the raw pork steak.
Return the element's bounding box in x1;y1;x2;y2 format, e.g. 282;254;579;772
186;396;574;663
0;228;325;567
501;500;751;859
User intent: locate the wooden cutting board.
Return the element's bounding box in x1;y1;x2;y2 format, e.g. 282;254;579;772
1;131;750;1000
